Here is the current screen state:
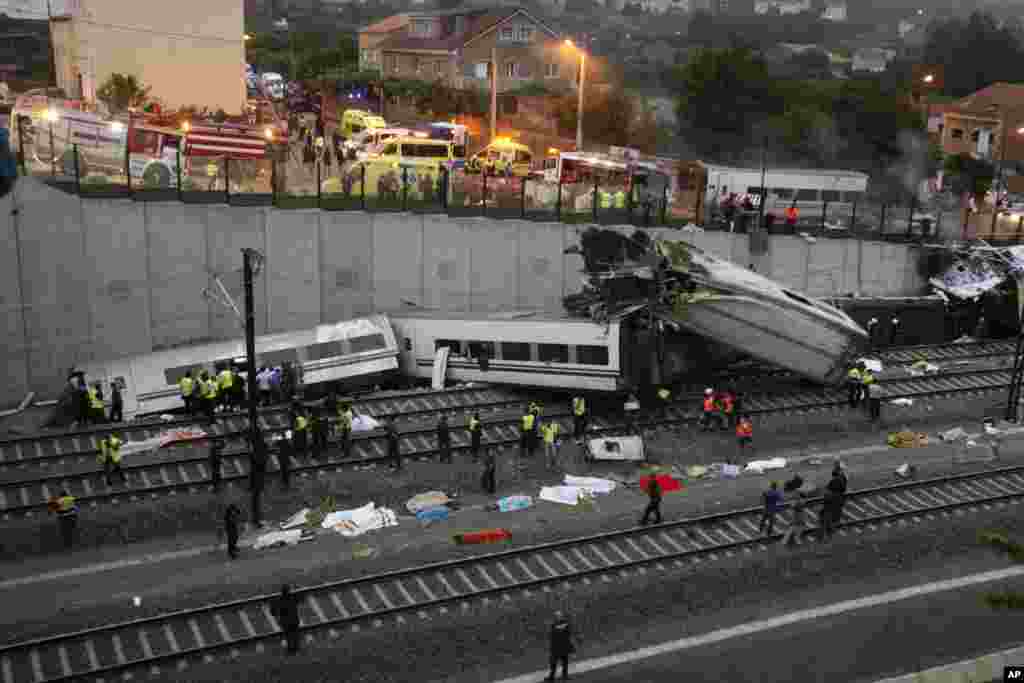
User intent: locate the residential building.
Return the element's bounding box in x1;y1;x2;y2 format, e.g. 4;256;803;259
358;7;577;95
48;0;245;113
939;83;1024;163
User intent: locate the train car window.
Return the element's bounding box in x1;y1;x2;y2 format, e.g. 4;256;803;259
576;345;609;366
349;333;387;353
821;190;841;202
501;342;531;361
538;344;569;363
795;188;819;201
467;341;494;359
260;349;300;368
164;364;203;386
435;339;462;355
783;290;814;307
305;340;346;361
771;188;793;199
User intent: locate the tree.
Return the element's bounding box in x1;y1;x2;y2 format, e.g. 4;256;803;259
944;153;994;202
96;74;151;115
554;88;658;153
920;11;1024;98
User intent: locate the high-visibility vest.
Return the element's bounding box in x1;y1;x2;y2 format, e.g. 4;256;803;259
88;388;103;410
703;396;716;412
847;368;861;381
737;421;753;438
657;388;671;401
599;191;613;208
613;191;626;209
528;402;541;416
295;415;308;432
56;495;77;516
861;372;875;386
179;376;194;397
573;397;586;416
99;436;123;464
218;369;233;390
468;416;481;433
786;206;799;222
339;409;353;430
522;413;535;432
542;422;560;444
722;395;735;414
206;379;219;399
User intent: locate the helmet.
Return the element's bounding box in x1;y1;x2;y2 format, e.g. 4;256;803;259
704;388;713;395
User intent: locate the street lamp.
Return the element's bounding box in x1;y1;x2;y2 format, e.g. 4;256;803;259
565;39;586;152
44;107;58;176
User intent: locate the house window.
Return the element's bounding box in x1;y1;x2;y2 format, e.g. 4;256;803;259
501;27;515;41
474;61;488;79
544;62;559;78
505;62;519;78
951;128;964;140
516;25;534;42
434;60;442;75
411;19;432;36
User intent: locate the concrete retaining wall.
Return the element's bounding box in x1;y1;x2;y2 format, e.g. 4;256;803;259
0;178;929;405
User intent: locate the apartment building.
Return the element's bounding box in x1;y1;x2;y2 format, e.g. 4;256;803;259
358;6;577;93
939;83;1024;163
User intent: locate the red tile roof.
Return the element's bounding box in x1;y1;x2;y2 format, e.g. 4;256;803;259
957;82;1024;115
371;7;557;53
361;14;410;34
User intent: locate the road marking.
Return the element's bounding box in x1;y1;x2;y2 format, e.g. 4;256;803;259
490;564;1024;683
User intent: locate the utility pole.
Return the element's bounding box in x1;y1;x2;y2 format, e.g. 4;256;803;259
242;248;262;525
575;49;585;152
490;47;498;143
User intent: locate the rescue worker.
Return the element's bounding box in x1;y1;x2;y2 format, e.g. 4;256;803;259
272;584;302;655
387;421;402;471
866;317;879;348
278;431;294;489
291;404;309;459
209;438;224;492
179;371;195;415
310;408;328;460
759;481;782;536
860;366;876;410
337;401;354;458
700;388;718;432
624;393;641;435
73;375;89;426
720;388;736;428
218;365;234;411
109;380;123;423
846;364;862;408
785;204;799;231
224;502;242;560
98;433;125;486
572;395;587;443
88;382;105;424
867;379;883;421
546;610;576;682
656;386;672;418
481;447;497;494
200;372;217;424
640;474;662;525
232;366;245;408
520;408;536;459
53;489;79;548
736;415;753;459
468;412;483;462
821;464;848;540
257;366;272;406
780;492;807;547
541;420;561;471
437;415;452;464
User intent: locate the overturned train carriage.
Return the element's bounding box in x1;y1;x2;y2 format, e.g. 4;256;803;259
565;228;868;386
70;315;399;420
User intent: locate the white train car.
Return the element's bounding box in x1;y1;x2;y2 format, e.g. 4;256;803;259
77;315;398;418
389;311;631;393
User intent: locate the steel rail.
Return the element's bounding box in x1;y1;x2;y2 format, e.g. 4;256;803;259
2;339;1014;457
0;366;1015;518
3;465;1024;683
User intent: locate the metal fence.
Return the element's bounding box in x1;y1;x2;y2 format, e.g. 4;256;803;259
13;142;979;243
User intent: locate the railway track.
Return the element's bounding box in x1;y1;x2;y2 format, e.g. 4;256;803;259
0;365;1014;519
3;465;1023;683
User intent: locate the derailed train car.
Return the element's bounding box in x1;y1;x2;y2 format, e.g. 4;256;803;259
565;228;868;385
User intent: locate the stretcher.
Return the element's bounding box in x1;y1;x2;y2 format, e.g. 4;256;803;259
585;435;645;462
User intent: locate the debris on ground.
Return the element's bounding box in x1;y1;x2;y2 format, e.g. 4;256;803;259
858;358;884;373
686;465;709;479
352;415;381;432
322;502;399;537
495;495;534;512
406;491;451;515
453;528;511;545
744;457;787;473
586;436;645;461
351;544;379;559
540;486;589;506
415;506;450;524
280;508;312;530
895;463;918;479
909;360;940;375
888;431;929;448
639;473;684;494
564;475;617;495
120;427;210;457
889;398;914;407
938;427;968;443
252;528;307;550
722;464;741;478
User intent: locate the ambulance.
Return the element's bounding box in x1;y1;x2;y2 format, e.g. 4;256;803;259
465;138;533;177
341;109;386;139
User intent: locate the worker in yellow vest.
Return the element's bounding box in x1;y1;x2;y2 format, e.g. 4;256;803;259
87;384;105;425
98;433;125;486
541;421;561;471
572;395;587;443
338;402;354;458
179;372;195;415
201;372;218;424
218;366;234;411
846;365;862;408
292;404;309;458
520;409;536;458
51;489;79;548
613;189;627;210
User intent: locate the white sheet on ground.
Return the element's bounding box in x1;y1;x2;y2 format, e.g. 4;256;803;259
539;486;585;506
858;358;883;373
351;415;380;432
280;508;311;530
563;475;617;495
253;528;304;550
587;436;644;461
744;457;787;473
322;502;399;537
889;398;914;406
119;428;209;457
406;491;450;514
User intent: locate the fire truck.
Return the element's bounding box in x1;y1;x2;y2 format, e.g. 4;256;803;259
12;95;278;188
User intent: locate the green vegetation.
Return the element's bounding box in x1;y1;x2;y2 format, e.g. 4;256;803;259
96;74;151;115
246;32;357;82
981;530;1024;609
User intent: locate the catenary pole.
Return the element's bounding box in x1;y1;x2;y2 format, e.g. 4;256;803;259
242;248;261;523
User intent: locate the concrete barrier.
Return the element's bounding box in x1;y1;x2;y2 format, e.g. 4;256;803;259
0;178;931;404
